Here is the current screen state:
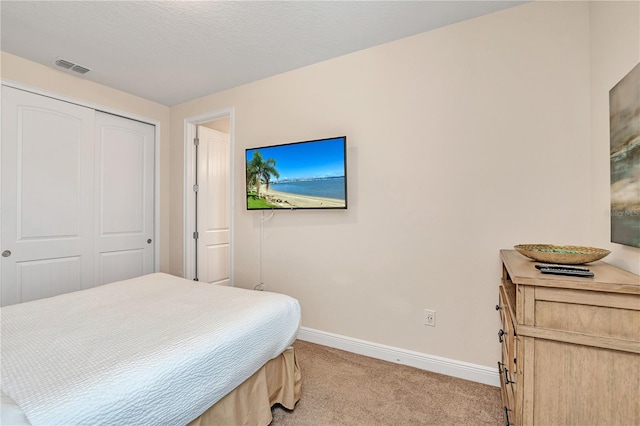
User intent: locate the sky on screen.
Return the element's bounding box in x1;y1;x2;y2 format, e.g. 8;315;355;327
246;137;345;180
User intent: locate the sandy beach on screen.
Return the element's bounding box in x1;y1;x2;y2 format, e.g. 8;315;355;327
260;185;345;208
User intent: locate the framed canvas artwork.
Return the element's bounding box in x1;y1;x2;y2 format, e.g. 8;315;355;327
609;62;640;248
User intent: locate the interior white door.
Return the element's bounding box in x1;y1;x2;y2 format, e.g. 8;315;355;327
1;86;96;306
95;112;155;285
197;126;230;285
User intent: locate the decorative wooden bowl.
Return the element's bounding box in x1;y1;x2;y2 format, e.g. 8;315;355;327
514;244;611;265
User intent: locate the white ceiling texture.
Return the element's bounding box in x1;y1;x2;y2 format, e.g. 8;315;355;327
1;1;525;106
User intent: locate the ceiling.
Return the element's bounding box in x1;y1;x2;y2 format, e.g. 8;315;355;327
1;1;525;106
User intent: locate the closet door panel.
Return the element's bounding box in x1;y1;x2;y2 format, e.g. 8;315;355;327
20;110;83;238
100;126;145;234
17;257;82;303
1;87;95;306
99;249;144;285
95;112;154;285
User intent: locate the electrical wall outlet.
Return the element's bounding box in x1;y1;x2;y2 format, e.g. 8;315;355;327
424;309;436;327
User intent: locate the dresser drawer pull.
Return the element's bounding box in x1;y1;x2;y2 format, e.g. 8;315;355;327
503;366;515;385
498;329;506;343
503;406;513;426
498;361;515;385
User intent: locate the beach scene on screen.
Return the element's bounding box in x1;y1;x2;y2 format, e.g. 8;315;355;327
246;137;346;209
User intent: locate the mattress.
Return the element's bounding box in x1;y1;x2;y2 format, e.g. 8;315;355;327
0;273;301;425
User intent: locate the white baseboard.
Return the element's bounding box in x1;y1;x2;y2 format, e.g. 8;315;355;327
297;327;500;387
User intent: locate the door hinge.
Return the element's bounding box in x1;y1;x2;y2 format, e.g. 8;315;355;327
193;184;199;192
193;231;199;240
194;137;200;146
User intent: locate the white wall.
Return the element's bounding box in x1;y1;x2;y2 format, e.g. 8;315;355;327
0;52;172;273
589;1;640;274
171;1;601;368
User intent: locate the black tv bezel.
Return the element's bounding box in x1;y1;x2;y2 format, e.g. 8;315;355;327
245;136;348;211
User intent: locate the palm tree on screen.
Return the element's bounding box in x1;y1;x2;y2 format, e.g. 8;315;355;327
247;151;279;199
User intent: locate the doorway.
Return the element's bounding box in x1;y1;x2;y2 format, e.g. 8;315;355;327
184;109;234;284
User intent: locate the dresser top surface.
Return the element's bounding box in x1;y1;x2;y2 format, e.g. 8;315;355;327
501;249;640;294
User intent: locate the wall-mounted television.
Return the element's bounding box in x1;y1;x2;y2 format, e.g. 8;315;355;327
245;136;347;210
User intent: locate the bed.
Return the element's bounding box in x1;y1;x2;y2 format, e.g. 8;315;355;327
0;273;302;425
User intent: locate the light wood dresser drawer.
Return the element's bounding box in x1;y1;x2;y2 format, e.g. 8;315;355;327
497;250;639;426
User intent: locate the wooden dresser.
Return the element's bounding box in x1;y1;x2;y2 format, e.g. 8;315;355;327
497;250;639;425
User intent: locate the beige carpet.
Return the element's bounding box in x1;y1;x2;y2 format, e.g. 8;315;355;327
271;340;503;426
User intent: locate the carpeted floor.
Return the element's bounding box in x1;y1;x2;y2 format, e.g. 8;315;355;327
271;340;503;426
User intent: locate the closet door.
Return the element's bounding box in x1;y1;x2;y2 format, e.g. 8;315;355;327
94;112;155;284
1;88;156;306
1;86;95;306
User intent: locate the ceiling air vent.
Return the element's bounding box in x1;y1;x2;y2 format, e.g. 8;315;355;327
54;58;91;75
70;64;91;75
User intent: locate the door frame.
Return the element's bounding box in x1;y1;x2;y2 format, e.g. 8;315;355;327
0;79;162;272
183;108;235;284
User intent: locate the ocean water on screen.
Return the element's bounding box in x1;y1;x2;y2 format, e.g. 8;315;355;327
271;177;345;200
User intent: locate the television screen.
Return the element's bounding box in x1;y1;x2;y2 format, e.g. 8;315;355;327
246;136;347;210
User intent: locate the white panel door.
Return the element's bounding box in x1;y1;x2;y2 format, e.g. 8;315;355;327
197;126;230;285
1;86;95;306
95;112;155;284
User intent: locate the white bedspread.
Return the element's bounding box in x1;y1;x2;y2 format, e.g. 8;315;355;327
0;273;301;425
